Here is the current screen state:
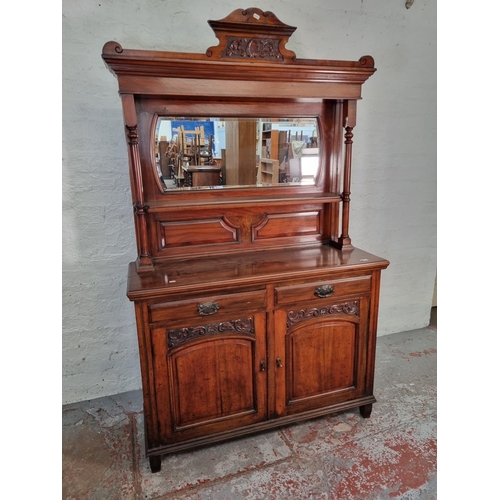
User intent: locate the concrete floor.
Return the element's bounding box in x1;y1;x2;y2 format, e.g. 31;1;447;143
62;309;437;500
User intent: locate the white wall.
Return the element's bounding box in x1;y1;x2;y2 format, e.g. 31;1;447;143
62;0;436;404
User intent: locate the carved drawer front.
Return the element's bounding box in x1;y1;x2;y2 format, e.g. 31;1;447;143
149;289;266;325
275;276;371;306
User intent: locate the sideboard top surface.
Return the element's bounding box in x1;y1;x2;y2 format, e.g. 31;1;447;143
127;246;389;300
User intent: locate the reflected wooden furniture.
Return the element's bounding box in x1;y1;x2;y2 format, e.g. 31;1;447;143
198;134;213;165
261;120;278;159
183;164;221;187
224;120;257;185
257;158;279;184
102;7;389;474
178;125;214;169
178;125;203;167
158;138;169;178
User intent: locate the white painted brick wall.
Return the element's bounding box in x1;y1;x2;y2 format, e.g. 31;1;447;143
62;0;436;404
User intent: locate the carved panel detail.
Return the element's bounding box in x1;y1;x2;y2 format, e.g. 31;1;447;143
287;301;360;328
168;318;255;348
252;211;321;241
225;37;283;60
158;217;239;250
125;125;139;145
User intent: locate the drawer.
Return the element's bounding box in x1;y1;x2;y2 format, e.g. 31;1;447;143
275;276;371;306
149;289;266;324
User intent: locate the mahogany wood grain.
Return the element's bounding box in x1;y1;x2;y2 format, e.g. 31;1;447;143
149;203;331;260
225;120;257;186
127;246;388;301
281;297;369;415
151;314;267;443
134;302;160;450
148;289;266;325
184;166;221;187
274;275;371;306
121;94;154;272
287;320;357;400
144;193;341;211
102;7;387;472
335;100;358;249
330;100;344;244
366;269;383;397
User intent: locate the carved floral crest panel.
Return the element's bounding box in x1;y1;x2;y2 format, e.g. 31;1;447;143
206;8;297;62
287;301;360;328
225;37;283;60
168;318;255;348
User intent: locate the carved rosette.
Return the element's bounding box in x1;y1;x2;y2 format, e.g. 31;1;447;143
287;301;360;328
168;318;254;348
225;37;282;60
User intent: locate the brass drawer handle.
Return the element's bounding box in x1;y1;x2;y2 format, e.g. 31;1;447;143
197;301;220;316
314;284;334;298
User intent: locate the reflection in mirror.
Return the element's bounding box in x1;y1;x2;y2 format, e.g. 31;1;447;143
153;117;320;191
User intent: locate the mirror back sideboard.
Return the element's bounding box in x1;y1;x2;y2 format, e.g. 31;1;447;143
102;7;389;473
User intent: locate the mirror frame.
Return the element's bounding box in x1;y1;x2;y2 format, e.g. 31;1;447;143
138;97;333;204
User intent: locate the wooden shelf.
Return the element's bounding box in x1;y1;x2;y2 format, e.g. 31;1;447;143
257;158;279;183
146;192;341;212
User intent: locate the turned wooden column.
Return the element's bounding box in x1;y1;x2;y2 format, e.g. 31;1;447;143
329;100;344;245
121;93;154;272
337;100;357;250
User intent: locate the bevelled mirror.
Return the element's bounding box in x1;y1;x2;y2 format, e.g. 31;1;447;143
153;116;320;191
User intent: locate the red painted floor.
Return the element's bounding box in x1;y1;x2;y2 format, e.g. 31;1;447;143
63;312;437;499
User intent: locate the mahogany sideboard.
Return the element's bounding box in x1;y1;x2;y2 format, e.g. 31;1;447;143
102;8;389;473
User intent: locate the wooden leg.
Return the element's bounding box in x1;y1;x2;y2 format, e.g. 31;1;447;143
149;455;162;473
359;404;372;419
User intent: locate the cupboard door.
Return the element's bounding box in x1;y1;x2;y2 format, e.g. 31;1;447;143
274;298;369;416
151;313;267;443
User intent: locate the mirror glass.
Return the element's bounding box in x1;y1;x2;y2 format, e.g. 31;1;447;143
153;117;320;191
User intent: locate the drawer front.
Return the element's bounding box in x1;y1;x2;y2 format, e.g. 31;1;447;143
275;275;371;306
149;289;266;325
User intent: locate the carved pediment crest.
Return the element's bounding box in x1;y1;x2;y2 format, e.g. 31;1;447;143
206;8;297;62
